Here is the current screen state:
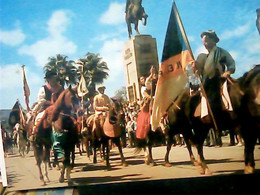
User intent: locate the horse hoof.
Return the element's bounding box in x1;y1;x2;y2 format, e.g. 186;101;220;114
59;176;64;183
68;179;74;186
205;169;212;176
198;167;205;175
41;181;46;186
244;165;254;174
106;164;111;171
122;162;128;167
164;162;172;167
150;162;156;167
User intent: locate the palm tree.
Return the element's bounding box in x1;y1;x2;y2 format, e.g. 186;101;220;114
43;54;78;87
76;52;109;98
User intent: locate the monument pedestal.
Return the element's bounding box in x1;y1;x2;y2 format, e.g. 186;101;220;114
123;35;159;102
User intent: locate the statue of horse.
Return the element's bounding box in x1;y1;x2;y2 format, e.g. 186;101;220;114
238;65;260;174
125;0;148;38
32;86;80;185
86;99;127;169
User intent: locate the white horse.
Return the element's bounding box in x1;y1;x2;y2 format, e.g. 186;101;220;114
13;123;27;157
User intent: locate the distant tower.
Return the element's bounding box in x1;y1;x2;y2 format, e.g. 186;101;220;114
123;35;159;102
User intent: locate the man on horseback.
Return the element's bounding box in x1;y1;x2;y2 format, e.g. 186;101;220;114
33;71;63;113
92;85;112;140
195;30;235;82
30;71;64;138
193;30;236;145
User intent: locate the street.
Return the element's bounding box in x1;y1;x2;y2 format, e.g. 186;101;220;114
4;136;260;193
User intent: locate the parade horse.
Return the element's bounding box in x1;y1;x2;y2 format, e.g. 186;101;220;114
162;70;243;175
125;0;148;38
32;86;80;185
13;125;28;157
87;99;127;169
135;96;165;166
238;65;260;174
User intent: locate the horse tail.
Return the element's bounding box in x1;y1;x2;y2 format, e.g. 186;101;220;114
134;129;165;152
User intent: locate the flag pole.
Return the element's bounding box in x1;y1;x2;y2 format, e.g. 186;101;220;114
173;0;218;131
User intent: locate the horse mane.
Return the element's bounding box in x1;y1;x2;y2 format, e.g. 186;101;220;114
239;64;260;91
51;88;67;122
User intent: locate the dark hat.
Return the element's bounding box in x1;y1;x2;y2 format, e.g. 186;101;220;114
200;30;219;43
44;71;57;79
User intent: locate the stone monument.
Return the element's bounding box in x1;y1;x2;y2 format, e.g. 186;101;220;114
123;34;159;102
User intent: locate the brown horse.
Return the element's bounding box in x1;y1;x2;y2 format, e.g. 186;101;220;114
32;86;80;185
135;96;165;166
163;72;244;175
86;99;127;169
238;65;260;174
125;0;148;38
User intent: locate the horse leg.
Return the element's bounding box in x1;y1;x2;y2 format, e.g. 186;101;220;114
72;147;75;167
59;165;65;183
244;137;256;174
164;135;173;167
144;147;150;165
127;21;132;38
196;144;211;175
148;144;156;166
114;138;127;167
143;13;148;25
34;145;46;185
184;137;197;166
65;150;73;185
43;146;51;182
103;140;111;169
93;144;97;164
66;166;73;185
135;21;140;35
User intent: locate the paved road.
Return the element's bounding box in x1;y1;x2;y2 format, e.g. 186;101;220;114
4;136;260;193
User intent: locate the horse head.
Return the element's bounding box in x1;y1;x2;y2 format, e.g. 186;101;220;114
52;86;80;122
239;65;260;117
108;98;123;124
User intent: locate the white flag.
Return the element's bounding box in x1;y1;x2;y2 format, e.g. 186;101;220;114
77;75;88;97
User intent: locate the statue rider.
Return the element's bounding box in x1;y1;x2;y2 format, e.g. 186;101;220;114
125;0;147;19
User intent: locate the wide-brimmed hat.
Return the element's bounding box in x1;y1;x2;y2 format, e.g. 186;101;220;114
97;85;106;90
200;30;219;43
44;71;57;79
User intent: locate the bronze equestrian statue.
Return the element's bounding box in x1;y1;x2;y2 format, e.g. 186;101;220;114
125;0;148;38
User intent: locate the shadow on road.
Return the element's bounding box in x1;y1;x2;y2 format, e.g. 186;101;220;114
72;173;151;185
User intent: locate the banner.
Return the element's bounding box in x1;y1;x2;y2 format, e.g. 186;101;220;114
77;75;88;97
151;2;194;130
22;65;30;111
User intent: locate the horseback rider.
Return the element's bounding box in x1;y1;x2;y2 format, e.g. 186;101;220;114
33;71;63;113
30;71;63;139
195;30;235;83
92;85;112;139
193;30;236;147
